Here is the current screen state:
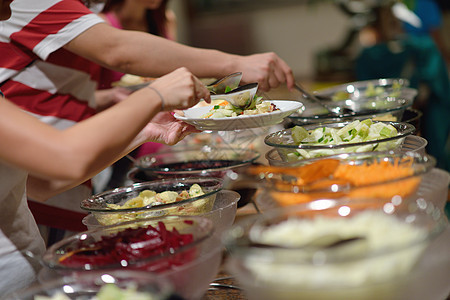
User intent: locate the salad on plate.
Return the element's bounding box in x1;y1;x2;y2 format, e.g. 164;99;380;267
201;97;279;119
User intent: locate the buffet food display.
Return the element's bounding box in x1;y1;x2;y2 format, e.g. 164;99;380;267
132;146;260;179
80;178;223;226
246;151;436;210
82;190;241;237
10;76;449;300
265;120;415;162
111;74;153;91
223;198;448;300
42;216;223;300
57;221;197;271
200;98;279;119
5;270;173;300
287;78;417;125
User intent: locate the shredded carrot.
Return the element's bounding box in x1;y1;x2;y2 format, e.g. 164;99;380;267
347;178;420;199
255;157;421;207
333;158;415;186
249;159;340;185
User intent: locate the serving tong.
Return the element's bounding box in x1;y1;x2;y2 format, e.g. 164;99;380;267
211;83;259;110
294;83;355;116
207;72;242;95
243;234;366;250
206;72;260;110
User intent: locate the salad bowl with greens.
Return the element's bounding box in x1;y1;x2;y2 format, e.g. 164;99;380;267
264;119;415;162
288;78;417;125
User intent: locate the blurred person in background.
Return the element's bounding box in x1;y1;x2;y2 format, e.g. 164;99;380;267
355;0;450;171
0;0;294;233
402;0;450;66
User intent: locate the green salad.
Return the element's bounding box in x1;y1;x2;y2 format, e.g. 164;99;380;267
286;119;403;160
331;80;403;101
201;96;278;119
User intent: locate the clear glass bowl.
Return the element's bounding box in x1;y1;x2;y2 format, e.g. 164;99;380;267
401;107;422;133
265;135;428;166
5;270;174;299
414;168;450;210
130;145;260;208
264;120;415;162
80;177;222;226
83;190;241;237
42;215;223;300
133;145;260;179
288;78;416;124
234;151;436;212
223;198;448;300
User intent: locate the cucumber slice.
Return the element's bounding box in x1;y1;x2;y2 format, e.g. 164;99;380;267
337;120;360;137
380;124;398;137
361;119;373;127
292;126;309;144
358;123;370;139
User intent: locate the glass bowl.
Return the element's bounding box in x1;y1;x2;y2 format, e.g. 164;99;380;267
83;190;241;236
414;168;450;210
127;166;256;209
223;197;448;300
230;151;436;212
130;145;260;208
288;78;416;124
5;270;174;299
80;177;222;227
401;108;422;133
42;215;223;300
265;135;428;166
264;120;415;162
133;145;260;179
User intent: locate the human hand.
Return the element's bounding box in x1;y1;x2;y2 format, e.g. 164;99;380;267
142;111;200;145
235;52;295;92
148;67;210;111
94;87;132;111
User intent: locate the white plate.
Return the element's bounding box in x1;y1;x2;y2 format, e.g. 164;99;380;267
174;100;304;131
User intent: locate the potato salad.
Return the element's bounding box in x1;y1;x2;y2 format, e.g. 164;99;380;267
94;184;213;226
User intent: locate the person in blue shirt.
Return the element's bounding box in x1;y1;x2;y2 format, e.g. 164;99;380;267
403;0;450;65
356;1;450;172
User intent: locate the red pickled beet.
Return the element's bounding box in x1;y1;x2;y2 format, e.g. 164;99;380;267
60;222;196;272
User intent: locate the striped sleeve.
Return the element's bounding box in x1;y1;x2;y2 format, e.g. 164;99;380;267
4;0;105;62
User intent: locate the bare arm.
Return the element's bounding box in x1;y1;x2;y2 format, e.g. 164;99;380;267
0;68;208;200
64;23;295;91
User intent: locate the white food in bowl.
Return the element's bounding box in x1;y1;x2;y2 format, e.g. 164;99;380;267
246;211;427;287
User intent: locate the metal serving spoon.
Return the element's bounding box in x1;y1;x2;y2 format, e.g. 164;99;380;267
207;72;243;95
244;234;366;250
294;83;355;116
211;82;259;109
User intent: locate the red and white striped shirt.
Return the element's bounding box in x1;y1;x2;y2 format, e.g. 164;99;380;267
0;0;105;129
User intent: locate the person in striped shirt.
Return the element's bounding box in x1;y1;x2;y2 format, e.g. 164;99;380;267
0;0;295;214
0;60;209;298
0;3;211;295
